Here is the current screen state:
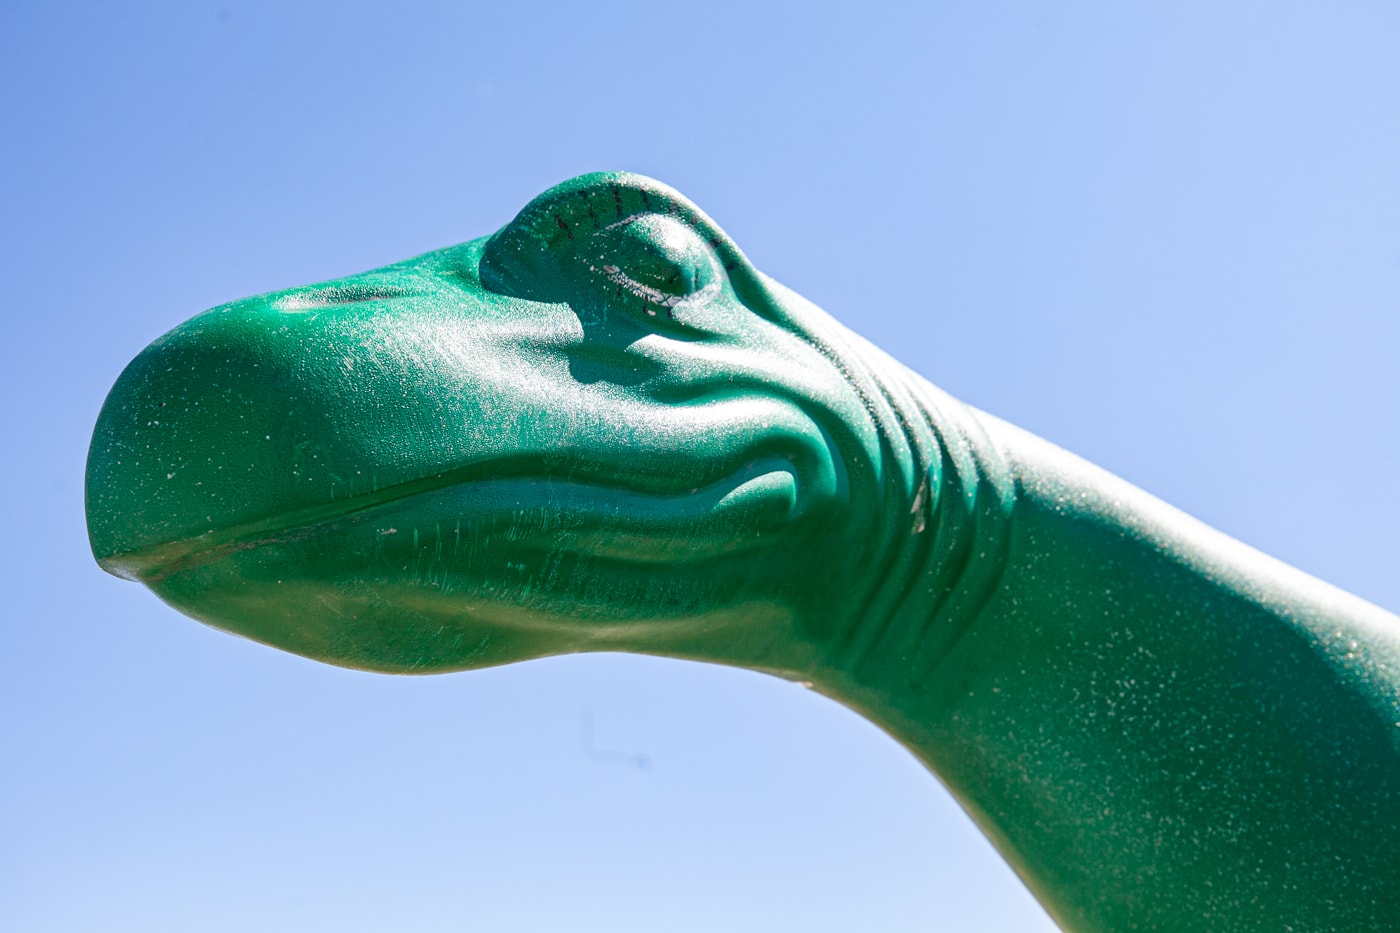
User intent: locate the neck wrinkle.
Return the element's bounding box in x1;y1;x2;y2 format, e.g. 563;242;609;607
822;344;1017;698
900;375;1017;687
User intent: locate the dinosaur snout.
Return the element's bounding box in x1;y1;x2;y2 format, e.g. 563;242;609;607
85;307;335;577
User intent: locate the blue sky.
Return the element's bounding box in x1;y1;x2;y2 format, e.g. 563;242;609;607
3;3;1397;930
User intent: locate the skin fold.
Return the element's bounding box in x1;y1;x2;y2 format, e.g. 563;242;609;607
87;173;1400;932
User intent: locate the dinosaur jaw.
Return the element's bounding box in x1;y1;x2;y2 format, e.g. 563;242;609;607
100;452;804;583
98;451;819;673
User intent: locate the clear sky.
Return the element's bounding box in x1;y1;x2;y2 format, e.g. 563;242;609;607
3;3;1397;931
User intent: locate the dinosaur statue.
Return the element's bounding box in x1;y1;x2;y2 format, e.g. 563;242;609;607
86;173;1400;932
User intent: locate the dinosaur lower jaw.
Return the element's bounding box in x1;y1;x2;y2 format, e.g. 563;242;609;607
100;454;807;586
101;456;817;674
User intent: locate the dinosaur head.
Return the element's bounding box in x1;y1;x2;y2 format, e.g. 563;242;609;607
86;174;892;673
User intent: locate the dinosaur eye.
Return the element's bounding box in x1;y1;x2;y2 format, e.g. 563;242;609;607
585;214;720;326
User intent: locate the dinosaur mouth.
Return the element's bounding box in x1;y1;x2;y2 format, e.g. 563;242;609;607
99;453;803;585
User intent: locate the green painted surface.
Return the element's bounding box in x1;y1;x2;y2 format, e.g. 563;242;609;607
87;174;1400;932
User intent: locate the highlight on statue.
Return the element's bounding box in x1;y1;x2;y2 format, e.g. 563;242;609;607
86;173;1400;932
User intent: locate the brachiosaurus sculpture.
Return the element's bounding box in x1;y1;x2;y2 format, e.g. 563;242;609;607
87;174;1400;931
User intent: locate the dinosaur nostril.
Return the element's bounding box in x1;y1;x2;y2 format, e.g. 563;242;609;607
274;285;410;312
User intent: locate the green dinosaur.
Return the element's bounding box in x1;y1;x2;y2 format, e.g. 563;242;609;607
87;173;1400;932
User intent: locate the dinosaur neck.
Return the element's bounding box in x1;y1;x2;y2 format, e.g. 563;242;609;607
813;340;1017;695
814;380;1400;932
